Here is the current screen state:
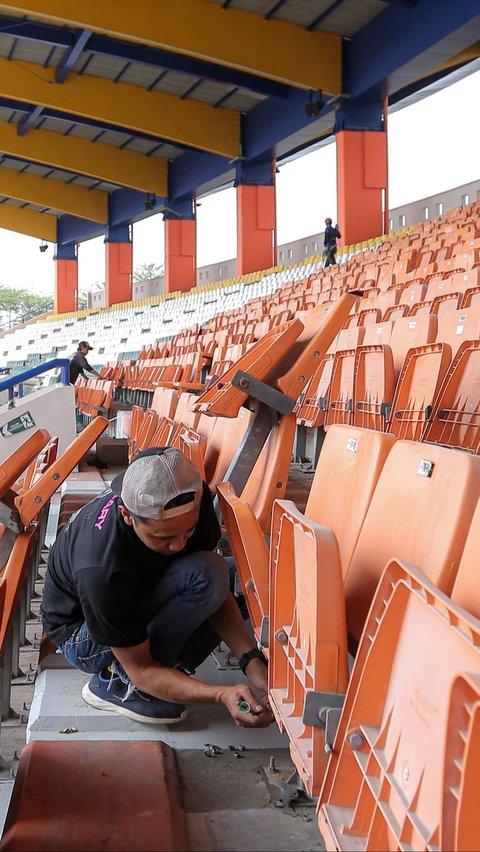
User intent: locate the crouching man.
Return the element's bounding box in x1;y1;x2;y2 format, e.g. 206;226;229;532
41;448;272;728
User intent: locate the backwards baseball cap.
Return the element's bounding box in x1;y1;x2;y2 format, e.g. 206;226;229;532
78;341;93;350
111;447;203;520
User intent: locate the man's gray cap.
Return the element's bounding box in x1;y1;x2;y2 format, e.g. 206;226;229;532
111;447;202;520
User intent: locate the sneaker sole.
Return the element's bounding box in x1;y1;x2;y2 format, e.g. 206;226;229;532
81;683;187;725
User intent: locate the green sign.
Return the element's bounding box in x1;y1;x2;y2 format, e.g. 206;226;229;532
0;411;36;437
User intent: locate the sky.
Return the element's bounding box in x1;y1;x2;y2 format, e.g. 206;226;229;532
0;67;479;299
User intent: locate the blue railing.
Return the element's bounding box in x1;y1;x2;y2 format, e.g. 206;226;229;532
0;359;70;406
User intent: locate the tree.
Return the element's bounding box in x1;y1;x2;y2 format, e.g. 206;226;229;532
0;286;53;329
133;262;163;281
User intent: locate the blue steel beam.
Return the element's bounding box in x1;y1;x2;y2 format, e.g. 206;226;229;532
240;88;336;161
0;15;290;99
167;87;337;199
105;222;131;243
53;88;336;239
346;0;480;100
57;186;168;246
56;214;103;245
17;104;43;136
56;28;92;83
168;151;233;202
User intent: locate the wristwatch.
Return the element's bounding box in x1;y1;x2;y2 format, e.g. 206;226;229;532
238;647;268;675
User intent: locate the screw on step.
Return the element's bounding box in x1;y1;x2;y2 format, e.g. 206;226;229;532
13;750;19;761
203;746;216;758
269;756;277;773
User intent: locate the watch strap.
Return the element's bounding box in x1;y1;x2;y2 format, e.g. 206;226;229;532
238;647;267;675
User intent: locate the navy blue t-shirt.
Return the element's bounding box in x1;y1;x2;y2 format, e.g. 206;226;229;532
324;225;341;248
41;482;220;648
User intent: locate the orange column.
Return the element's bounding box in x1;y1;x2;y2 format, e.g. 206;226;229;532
336;129;388;246
164;218;196;293
54;258;78;314
236;184;276;276
105;242;133;307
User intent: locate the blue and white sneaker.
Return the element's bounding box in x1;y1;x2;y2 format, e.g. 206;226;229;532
81;670;187;724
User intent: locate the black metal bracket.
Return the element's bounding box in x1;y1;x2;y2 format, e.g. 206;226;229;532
259;615;269;648
303;690;345;726
303;690;345;755
231;370;296;415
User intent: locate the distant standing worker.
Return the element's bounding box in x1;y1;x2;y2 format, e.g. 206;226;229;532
69;341;102;384
323;218;341;267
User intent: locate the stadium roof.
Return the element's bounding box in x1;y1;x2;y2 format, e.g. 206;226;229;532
0;0;478;248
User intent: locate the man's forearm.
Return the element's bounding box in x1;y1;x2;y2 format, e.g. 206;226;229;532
134;662;223;704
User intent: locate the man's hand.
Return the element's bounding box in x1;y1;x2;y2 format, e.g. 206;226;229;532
217;683;274;728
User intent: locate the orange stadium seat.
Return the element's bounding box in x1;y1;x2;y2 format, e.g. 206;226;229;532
387;342;451;440
294;353;335;429
332;325;365;352
450;497;480;620
325;349;356;427
344;440;480;644
223;412;298;534
430;290;463;316
318;559;480;852
388;313;438;377
423;339;480;452
173;391;202;430
0;430;51;505
267;439;480;795
382;303;410;321
218;424;395;656
171;425;207;480
362;319;395;349
436;304;480;356
353;344;395;431
460;285;480;308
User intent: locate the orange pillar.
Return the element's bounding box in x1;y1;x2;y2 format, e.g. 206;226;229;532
336;129;388;246
164;218;196;293
54;255;78;315
236;184;276;276
105;242;133;306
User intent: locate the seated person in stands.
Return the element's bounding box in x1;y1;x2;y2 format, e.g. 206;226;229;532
69;340;102;384
41;448;272;728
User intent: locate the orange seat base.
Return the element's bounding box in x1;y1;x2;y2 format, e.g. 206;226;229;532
0;741;187;851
